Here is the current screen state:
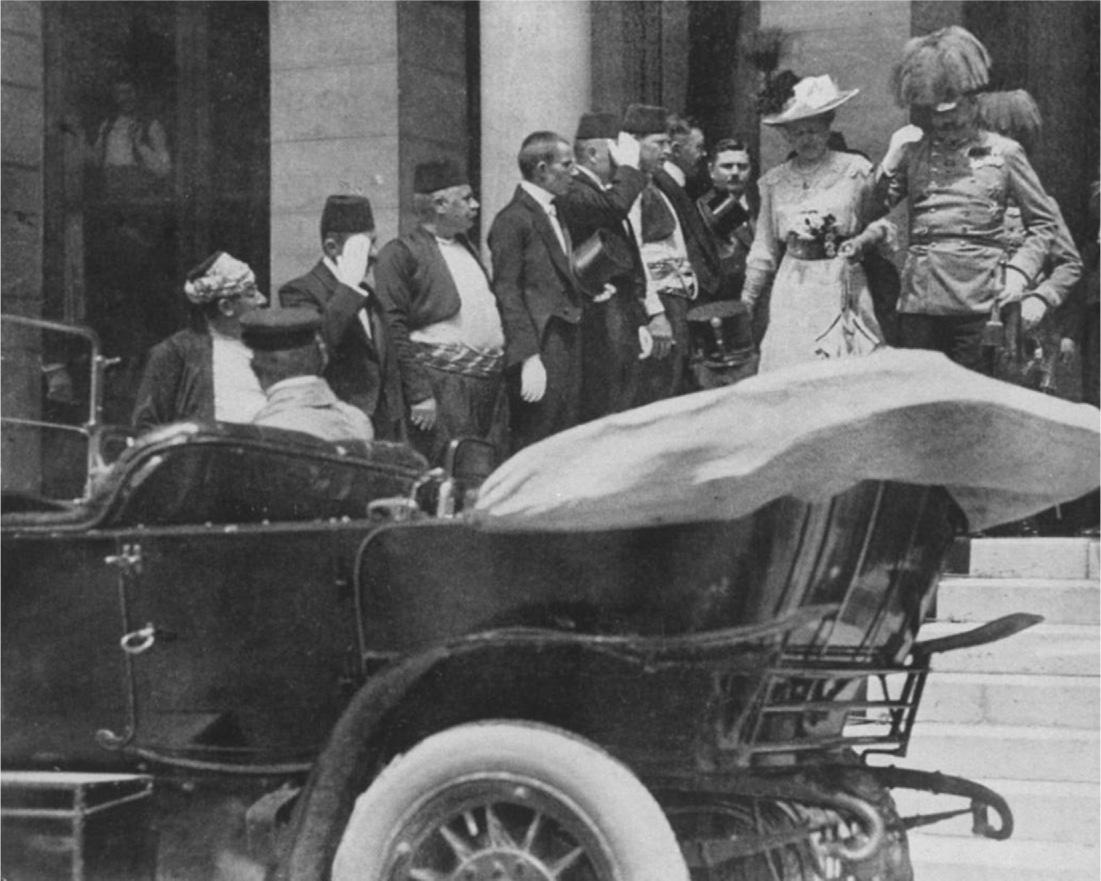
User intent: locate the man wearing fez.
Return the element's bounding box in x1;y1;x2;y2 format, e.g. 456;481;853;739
132;251;267;433
623;103;701;402
374;160;507;464
240;307;373;444
488;131;584;450
877;25;1072;374
556;111;653;420
279;195;404;439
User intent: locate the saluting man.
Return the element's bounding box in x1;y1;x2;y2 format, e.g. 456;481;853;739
878;26;1074;374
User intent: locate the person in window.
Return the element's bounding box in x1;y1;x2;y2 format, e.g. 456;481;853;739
91;75;172;200
241;307;373;444
132;251;267;433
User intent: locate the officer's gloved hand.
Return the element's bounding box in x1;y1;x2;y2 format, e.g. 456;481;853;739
882;124;924;175
410;396;438;431
1020;295;1048;330
520;355;547;403
608;132;642;170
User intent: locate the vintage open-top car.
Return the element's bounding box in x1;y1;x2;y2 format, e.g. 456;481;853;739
2;314;1097;880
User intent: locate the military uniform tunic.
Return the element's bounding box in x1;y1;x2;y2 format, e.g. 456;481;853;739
883;130;1064;316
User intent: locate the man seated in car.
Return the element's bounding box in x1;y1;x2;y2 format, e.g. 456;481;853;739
240;307;374;444
132;250;268;433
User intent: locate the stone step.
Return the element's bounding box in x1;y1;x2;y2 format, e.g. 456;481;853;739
891;778;1099;846
919;672;1100;729
898;722;1100;783
918;622;1100;676
956;537;1099;580
908;834;1098;881
936;577;1099;625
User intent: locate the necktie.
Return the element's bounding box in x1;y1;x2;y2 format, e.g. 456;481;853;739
547;202;571;257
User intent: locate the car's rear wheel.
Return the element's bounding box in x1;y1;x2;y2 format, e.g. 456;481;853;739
332;720;689;881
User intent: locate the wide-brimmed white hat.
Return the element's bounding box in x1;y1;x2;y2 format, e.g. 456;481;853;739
762;75;859;126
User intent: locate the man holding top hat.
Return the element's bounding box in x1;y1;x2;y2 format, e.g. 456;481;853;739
240;306;373;444
556;111;655;421
279;194;405;439
374;161;508;464
876;25;1072;374
488;130;585;450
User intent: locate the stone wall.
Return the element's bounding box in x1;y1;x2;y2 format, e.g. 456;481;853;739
1;0;44;492
269;1;400;291
758;1;910;170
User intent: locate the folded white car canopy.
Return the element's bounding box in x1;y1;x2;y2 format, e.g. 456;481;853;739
472;349;1100;533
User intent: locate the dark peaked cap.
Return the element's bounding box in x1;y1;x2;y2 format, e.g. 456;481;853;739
576;111;620;140
622;103;669;136
321;194;374;237
414;159;467;195
240;307;322;351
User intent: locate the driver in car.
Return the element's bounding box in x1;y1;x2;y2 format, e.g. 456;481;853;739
241;307;374;444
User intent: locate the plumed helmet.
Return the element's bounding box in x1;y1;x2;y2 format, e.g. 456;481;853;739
891;25;991;108
976;89;1042;146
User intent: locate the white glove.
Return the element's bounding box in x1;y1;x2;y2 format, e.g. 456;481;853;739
882;124;923;174
334;235;372;293
608;131;641;170
520;355;547;403
1021;295;1048;329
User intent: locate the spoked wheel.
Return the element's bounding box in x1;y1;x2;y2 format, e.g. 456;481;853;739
332;721;689;881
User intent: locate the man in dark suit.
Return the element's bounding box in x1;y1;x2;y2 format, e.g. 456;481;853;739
487;131;584;450
279;195;405;441
667;114;711;200
374;160;508;464
557;111;662;420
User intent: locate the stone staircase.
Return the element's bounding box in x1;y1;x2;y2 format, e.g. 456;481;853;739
882;538;1100;881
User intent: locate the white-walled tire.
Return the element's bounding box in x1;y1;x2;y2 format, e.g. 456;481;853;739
332;720;689;881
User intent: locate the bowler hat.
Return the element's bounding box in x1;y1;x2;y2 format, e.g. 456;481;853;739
240;307;322;351
622;104;669;136
321;195;374;238
575;111;620;140
414;159;467;195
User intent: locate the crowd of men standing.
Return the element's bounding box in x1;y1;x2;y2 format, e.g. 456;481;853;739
131;26;1096;487
132;103;763;464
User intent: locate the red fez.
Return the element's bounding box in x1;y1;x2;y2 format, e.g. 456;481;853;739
321;195;374;238
414;160;467;195
575;111;621;140
622;104;669;136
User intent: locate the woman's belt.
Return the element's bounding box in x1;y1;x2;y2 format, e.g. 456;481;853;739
785;235;849;261
414;341;504;379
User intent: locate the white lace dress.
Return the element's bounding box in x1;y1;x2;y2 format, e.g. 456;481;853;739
746;151;889;373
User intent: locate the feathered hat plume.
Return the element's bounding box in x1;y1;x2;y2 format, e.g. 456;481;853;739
891;25;991;107
976;89;1042;143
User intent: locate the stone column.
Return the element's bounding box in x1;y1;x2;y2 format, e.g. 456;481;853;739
479;1;591;245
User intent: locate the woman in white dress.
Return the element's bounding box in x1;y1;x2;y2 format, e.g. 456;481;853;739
742;75;893;372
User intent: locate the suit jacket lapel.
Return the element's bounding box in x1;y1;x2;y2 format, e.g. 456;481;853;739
314;260;378;359
517;187;574;284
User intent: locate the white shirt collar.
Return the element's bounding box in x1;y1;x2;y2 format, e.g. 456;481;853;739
664;161;686;188
520;180;557;212
267;375;319;395
575;164;608;190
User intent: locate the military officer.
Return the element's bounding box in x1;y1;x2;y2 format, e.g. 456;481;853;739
878;25;1074;374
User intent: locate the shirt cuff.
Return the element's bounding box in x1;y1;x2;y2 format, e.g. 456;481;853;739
643;285;665;317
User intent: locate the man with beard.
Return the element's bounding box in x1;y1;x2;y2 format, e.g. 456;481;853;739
877;25;1069;374
279;195;405;439
374;161;508;464
667;116;711;200
556;111;661;420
